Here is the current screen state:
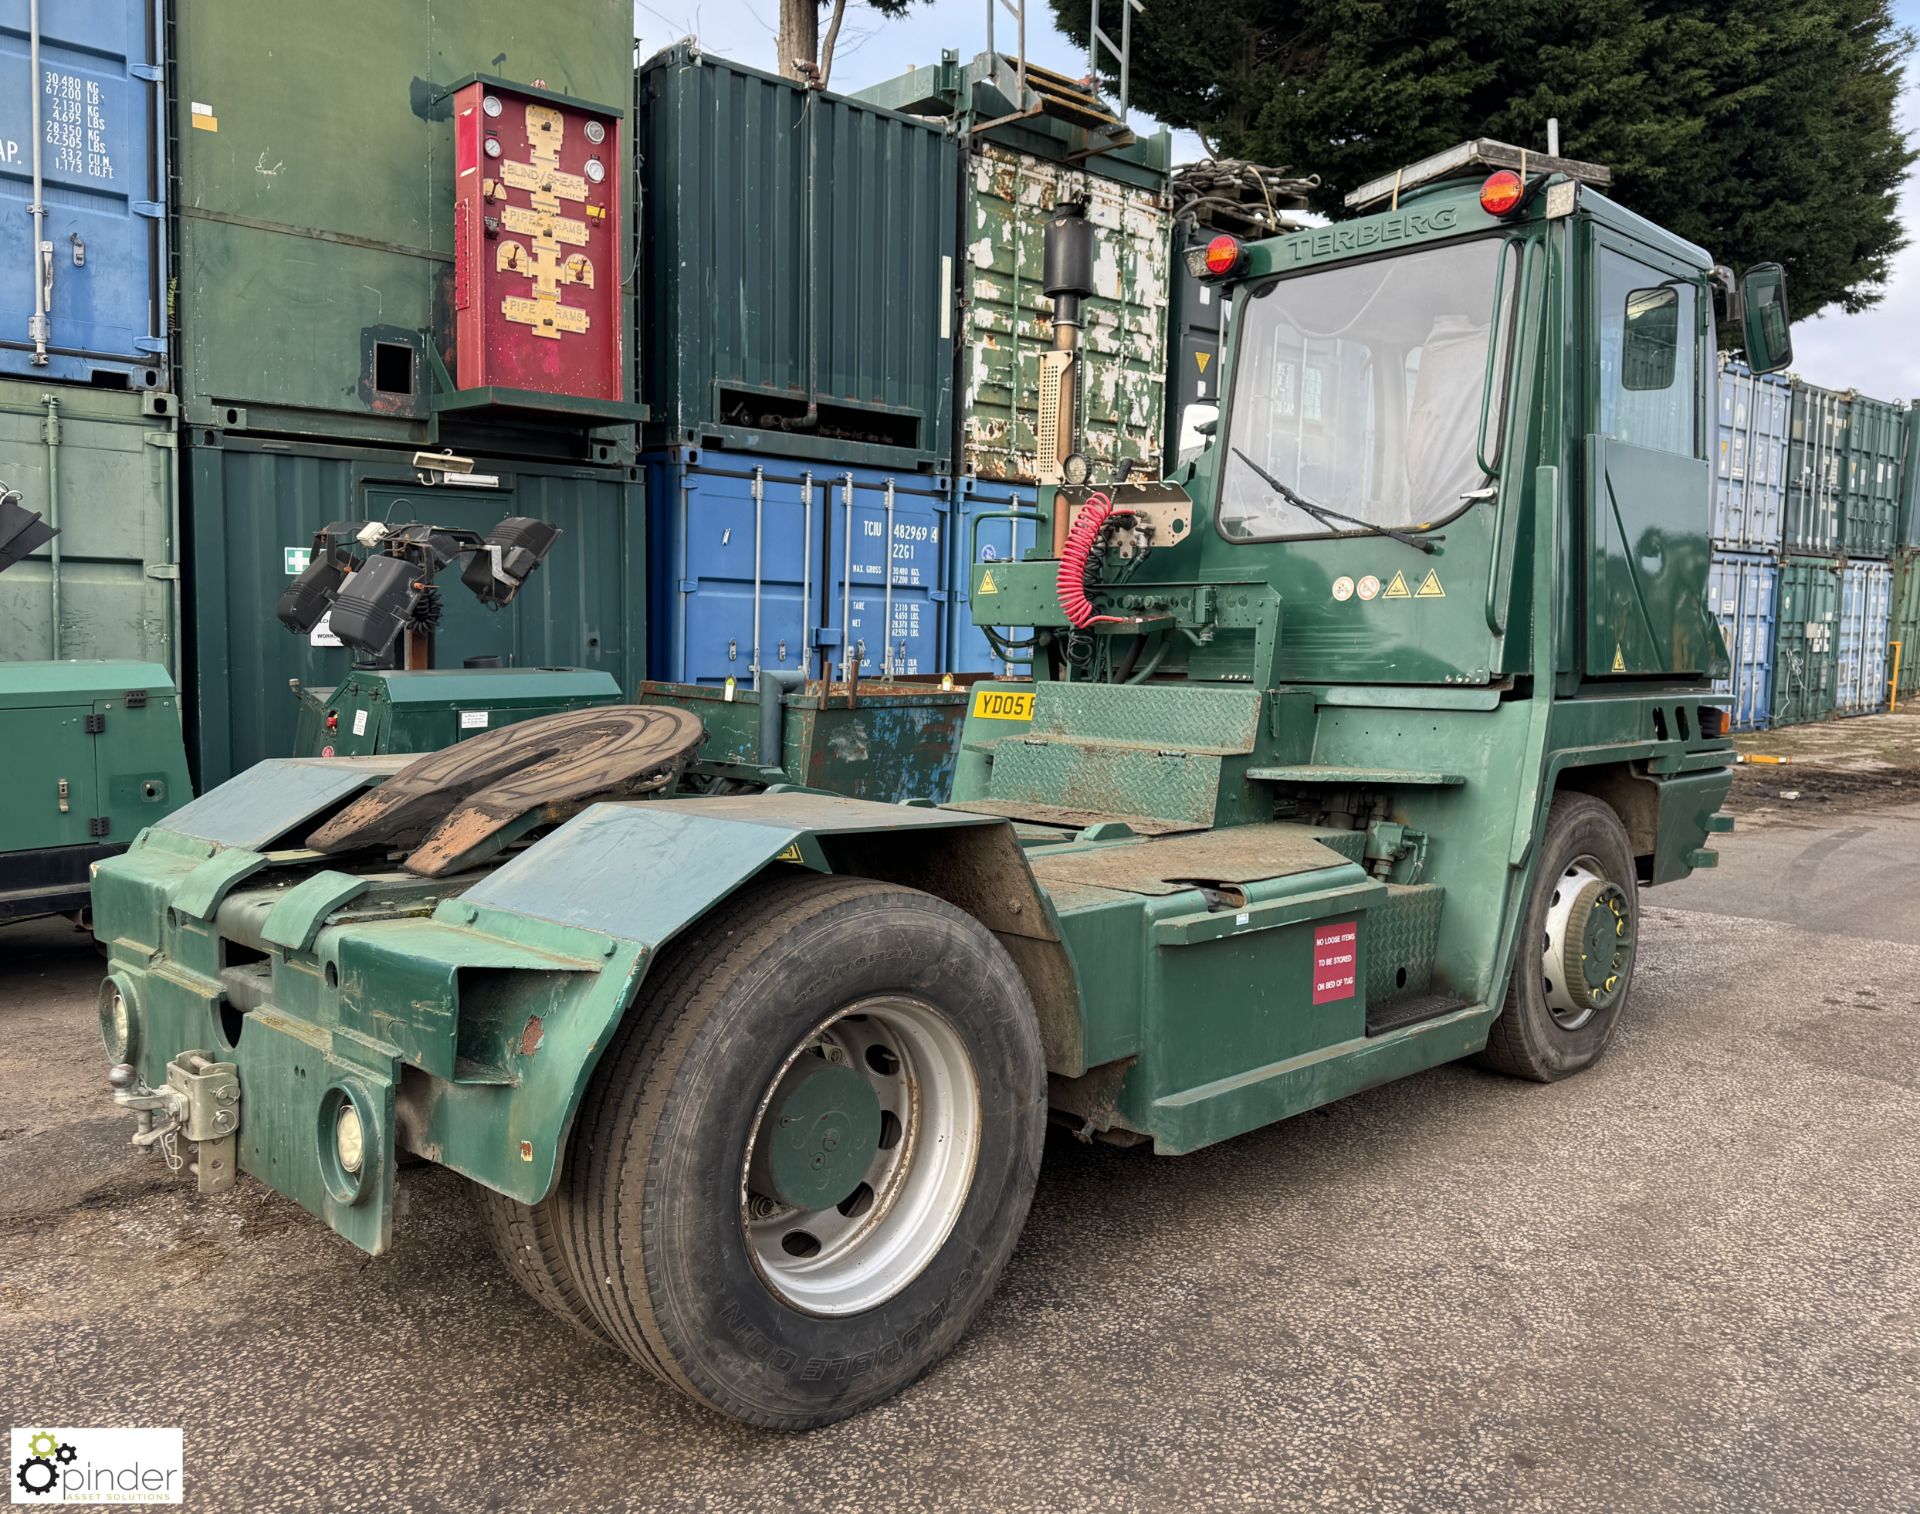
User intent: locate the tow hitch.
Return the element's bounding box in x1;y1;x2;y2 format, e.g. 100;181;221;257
108;1051;241;1195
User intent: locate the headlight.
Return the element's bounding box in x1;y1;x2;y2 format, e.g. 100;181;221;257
97;975;137;1062
336;1102;365;1175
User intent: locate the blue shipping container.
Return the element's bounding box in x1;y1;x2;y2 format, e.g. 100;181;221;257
949;474;1039;676
1713;358;1789;551
648;448;949;685
1;0;167;385
1707;549;1777;732
1835;557;1893;716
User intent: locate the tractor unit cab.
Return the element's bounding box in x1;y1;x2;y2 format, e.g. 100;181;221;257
88;139;1781;1432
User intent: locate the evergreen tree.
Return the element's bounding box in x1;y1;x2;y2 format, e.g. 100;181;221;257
1055;0;1913;317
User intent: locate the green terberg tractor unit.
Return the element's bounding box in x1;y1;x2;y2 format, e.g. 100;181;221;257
89;140;1791;1428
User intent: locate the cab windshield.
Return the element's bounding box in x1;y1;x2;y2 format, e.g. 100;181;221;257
1219;235;1517;539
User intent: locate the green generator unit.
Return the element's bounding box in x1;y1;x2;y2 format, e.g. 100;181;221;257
0;661;191;921
292;667;622;759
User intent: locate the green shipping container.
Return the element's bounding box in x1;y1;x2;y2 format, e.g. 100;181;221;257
1770;555;1843;726
1893;549;1920;704
1842;394;1905;559
0;381;180;673
637;45;957;472
170;0;635;449
185;435;644;783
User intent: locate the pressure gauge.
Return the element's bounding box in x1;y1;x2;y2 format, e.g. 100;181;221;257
482;94;503;118
1062;451;1092;486
483;137;502;159
585;120;606;145
584;157;605;184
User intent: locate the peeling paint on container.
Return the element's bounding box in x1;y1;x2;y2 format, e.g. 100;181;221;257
961;142;1170;482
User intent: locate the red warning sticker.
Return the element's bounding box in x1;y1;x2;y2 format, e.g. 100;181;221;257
1313;920;1359;1004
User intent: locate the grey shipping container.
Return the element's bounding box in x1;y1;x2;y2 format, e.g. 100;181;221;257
1712;357;1788;551
1706;548;1776;732
169;0;636;449
0;379;179;670
1785;382;1844;554
186;435;643;783
1;0;169;387
638;45;957;472
1834;556;1892;715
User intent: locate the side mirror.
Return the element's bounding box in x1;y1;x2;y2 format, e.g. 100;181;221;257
1740;262;1793;374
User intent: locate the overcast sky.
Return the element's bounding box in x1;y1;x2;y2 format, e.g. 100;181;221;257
637;0;1920;399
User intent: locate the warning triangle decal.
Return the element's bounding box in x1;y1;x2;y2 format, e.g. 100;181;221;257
1414;569;1445;597
1383;570;1411;599
1611;644;1627;673
1196;351;1211;373
978;569;999;594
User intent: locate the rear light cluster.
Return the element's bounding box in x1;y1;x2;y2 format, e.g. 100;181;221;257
1184;233;1244;280
1479;170;1526;216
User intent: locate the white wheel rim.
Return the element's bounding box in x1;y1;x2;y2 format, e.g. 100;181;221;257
741;997;981;1317
1542;855;1605;1030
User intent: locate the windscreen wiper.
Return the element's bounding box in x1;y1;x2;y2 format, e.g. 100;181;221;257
1231;447;1436;554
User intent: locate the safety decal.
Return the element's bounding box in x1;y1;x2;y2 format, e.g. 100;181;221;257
1356;575;1382;601
1414;569;1445;598
1331;575;1355;602
1313;921;1359;1004
1383;570;1411;599
1196;352;1211;373
978;569;1000;594
775;843;804;863
1611;644;1627;673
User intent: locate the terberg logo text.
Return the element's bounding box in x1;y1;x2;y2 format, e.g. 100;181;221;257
10;1429;183;1505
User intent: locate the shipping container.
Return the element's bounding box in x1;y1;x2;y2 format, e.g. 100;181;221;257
638;45;956;473
1841;394;1904;559
1785;382;1844;555
855;55;1174;485
1712;358;1788;551
948;474;1037;675
645;447;948;687
0;379;178;668
1892;549;1920;703
1901;406;1920;549
1770;555;1843;727
1;0;168;386
186;434;644;783
1834;557;1893;716
1706;549;1777;732
169;0;636;448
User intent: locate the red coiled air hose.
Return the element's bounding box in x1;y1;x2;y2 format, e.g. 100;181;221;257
1056;491;1125;628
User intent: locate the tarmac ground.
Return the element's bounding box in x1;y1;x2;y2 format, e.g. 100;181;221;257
3;715;1917;1511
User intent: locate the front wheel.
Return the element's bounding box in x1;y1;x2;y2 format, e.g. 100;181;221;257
558;872;1046;1428
1478;794;1639;1082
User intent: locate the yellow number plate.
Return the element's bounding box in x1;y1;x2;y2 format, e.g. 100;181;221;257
971;689;1035;721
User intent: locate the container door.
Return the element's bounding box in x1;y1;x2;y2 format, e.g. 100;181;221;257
822;471;947;679
656;461;818;686
950;477;1038;675
0;0;166;384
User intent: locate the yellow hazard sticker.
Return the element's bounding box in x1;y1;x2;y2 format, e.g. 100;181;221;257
1415;569;1446;598
978;568;999;594
775;843;804;863
1383;570;1411;599
1196;351;1211;373
1612;644;1627;672
972;689;1035;721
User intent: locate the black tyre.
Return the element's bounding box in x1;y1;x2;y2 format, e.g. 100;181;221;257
475;1183;609;1343
1478;793;1639;1082
557;872;1047;1429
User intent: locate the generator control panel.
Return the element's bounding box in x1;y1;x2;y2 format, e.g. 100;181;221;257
450;77;624;403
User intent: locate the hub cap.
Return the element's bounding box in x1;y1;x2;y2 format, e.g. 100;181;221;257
1540;856;1635;1030
741;997;980;1317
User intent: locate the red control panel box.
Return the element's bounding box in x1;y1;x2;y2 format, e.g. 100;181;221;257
451;78;624;403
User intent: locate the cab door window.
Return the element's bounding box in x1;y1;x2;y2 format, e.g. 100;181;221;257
1596;245;1699;458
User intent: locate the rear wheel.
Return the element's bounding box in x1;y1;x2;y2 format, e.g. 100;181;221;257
1478;794;1639;1081
475;1183;608;1343
558;872;1046;1428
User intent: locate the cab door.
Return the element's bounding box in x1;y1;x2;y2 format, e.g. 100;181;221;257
1582;231;1721;678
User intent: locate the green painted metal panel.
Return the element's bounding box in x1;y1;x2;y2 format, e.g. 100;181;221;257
960;140;1171;482
185;435;645;784
1771;555;1843;725
170;0;635;445
0;380;179;671
1894;550;1920;703
637;45;957;472
1841;393;1906;559
293;667;621;757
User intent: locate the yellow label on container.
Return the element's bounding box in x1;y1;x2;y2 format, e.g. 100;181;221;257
971;689;1035;721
